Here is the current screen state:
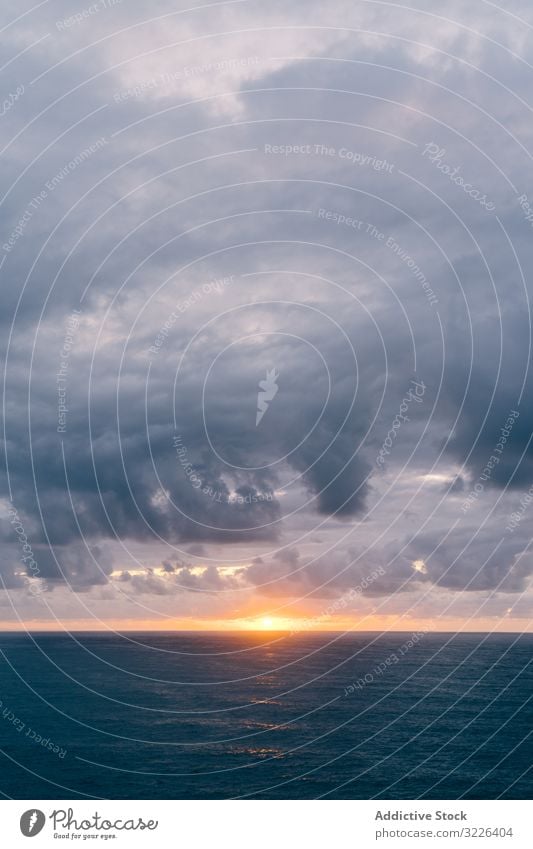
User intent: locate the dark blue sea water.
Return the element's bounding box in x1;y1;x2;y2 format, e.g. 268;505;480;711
0;631;531;799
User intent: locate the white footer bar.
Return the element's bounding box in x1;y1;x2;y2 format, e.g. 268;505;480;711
2;799;530;848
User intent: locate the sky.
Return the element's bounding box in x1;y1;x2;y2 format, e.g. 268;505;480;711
1;0;533;632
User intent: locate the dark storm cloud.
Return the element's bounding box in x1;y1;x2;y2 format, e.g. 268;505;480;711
244;545;421;598
0;547;27;591
445;475;465;494
239;525;533;597
0;539;113;593
403;527;533;593
443;378;533;490
1;0;533;604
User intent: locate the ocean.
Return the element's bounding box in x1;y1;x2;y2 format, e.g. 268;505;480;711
0;631;531;799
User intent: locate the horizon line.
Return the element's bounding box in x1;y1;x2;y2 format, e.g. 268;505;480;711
0;628;530;635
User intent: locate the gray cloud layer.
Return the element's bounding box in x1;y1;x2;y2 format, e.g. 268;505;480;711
1;0;532;620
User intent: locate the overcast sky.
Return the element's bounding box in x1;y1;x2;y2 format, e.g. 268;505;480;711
1;0;532;631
